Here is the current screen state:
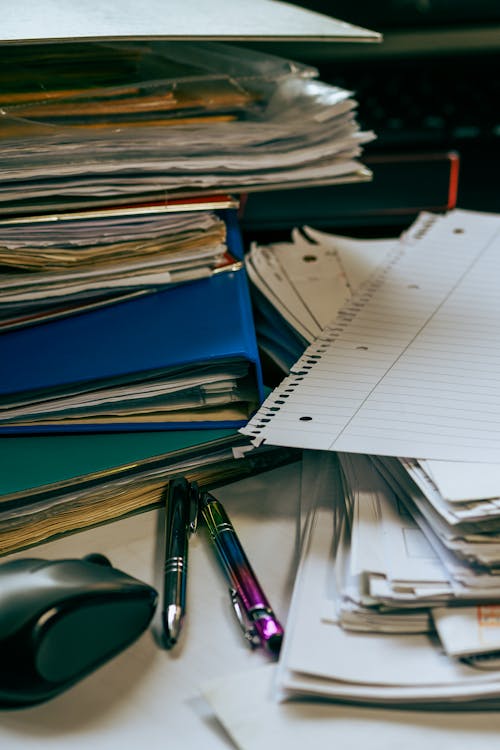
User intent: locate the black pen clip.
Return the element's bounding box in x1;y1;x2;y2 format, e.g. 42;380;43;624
188;481;200;535
229;588;260;649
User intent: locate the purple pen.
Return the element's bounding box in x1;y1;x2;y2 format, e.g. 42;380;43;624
199;491;284;656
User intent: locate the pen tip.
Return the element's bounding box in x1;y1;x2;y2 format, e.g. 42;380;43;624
162;605;183;649
266;633;283;656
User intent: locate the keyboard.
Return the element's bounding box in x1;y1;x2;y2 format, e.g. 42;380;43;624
324;51;500;153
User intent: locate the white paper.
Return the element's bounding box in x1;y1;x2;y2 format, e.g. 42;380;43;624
246;244;319;341
421;460;500;502
401;458;500;528
243;209;500;462
301;225;398;295
272;472;500;706
376;457;500;596
246;226;396;375
3;0;381;44
339;453;451;614
281;506;500;692
433;605;500;658
202;664;500;750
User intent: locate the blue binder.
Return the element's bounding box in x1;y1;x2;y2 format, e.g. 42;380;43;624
0;214;264;433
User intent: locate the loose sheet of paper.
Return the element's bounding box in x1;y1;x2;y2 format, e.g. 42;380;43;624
243;209;500;462
420;459;500;502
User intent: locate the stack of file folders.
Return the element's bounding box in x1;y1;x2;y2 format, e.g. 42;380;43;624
0;203;294;553
0;430;300;556
0;195;238;332
0;37;376;432
0;32;373;553
0;208;265;433
0;41;374;216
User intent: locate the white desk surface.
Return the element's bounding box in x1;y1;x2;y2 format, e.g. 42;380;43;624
0;462;303;749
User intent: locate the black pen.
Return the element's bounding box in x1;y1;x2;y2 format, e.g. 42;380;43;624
162;477;198;648
199;490;284;656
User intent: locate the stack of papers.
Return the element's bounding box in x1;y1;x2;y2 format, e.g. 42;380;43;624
276;451;500;708
376;455;500;658
240;208;500;707
0;254;264;433
245;226;397;371
337;453;500;646
0;202;235;331
0;361;253;428
0;41;375;215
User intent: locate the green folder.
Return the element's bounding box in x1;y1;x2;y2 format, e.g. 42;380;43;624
0;429;235;496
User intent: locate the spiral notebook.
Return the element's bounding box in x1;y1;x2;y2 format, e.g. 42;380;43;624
242;208;500;462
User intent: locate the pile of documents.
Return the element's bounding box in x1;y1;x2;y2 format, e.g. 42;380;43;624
245;226;397;372
0;17;376;552
339;452;500;644
0;255;264;432
0;41;374;215
376;455;500;658
276;451;500;709
0;430;300;555
242;208;500;708
0;199;236;331
0;37;376;433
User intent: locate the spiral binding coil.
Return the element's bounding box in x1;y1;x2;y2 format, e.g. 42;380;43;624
245;237;420;440
411;212;439;241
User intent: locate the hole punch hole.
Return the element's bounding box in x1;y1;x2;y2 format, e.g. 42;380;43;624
302;254;317;263
299;416;313;422
453;227;464;234
356;346;369;351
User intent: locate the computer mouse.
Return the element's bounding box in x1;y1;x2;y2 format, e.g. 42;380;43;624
0;553;158;708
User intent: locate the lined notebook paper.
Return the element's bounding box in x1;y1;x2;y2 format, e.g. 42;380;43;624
242;209;500;462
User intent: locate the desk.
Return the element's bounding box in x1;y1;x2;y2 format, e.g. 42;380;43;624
4;459;500;749
0;462;303;749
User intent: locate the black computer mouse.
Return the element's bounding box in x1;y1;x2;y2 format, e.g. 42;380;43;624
0;553;158;708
